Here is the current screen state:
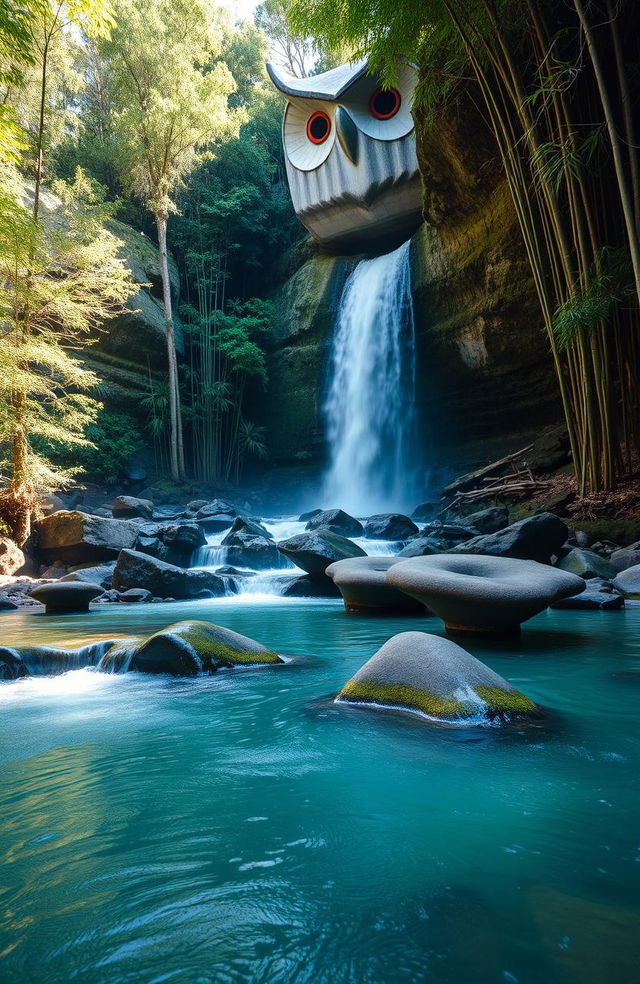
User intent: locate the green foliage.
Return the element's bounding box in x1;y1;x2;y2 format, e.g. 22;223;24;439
68;409;143;484
0;165;136;492
552;249;635;350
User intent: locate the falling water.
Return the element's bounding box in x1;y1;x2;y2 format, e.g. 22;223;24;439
322;240;418;516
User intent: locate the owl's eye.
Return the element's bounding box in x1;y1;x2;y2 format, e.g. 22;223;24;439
369;87;401;120
307;111;331;144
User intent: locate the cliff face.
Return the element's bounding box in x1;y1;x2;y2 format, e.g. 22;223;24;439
260;86;562;475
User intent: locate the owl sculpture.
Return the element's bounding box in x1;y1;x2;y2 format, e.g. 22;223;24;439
266;58;422;253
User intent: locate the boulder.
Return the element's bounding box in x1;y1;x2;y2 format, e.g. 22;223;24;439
196;499;236;519
220;531;281;570
277;530;367;576
552;586;624;610
222;517;272;541
610;541;640;573
298;508;323;522
134;520;205;567
279;574;341;598
28;581;105;613
0;537;24;576
458;506;509;534
326;556;426;613
387;554;585;636
396;536;448;558
421;524;476;544
612;564;640;598
450;512;568;564
305;509;364;537
336;631;540;724
411;501;439;521
128;620;282;675
0;594;19;611
363;514;419;540
557;548;615;580
34;510;138;564
60;563;115;589
119;588;152;603
112;495;154;520
196;513;236;533
112;549;225;599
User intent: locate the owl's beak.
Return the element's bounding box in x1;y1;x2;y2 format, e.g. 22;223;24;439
336;106;359;166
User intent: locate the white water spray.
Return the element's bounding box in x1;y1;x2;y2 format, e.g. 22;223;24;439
322;240;418;516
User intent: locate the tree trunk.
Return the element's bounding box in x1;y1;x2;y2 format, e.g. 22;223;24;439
11;391;31;545
156;211;182;481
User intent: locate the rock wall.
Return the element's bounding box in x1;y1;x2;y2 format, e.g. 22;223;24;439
259;87;562;477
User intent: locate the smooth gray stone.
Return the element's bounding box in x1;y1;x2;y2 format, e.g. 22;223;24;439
326;556;425;613
336;631;539;724
557;548;615;580
305;509;364;537
28;580;105;613
612;564;640;598
277;530;366;576
387;554;585;636
449;512;568;564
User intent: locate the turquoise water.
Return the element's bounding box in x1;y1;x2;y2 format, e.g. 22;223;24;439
0;598;639;983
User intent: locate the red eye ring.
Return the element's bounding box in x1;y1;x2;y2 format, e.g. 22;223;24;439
306;110;331;144
369;87;401;120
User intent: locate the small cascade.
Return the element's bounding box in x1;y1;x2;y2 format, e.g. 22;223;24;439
322;240;419;516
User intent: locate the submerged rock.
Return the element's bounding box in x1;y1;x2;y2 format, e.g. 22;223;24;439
277;530;366;575
449;512;568;564
363;514;419;540
305;509;364;537
336;631;540;724
129;620;282;675
113;549;225;599
35;510;138;564
28;581;105;613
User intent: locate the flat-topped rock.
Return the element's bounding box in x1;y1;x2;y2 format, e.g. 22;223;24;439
277;530;366;575
336;631;540;724
28;581;105;613
387;554;585;636
305;509;364;537
35;510;139;564
363;514;419;540
326;556;425;613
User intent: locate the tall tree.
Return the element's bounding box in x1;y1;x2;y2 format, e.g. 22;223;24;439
255;0;315;77
101;0;242;481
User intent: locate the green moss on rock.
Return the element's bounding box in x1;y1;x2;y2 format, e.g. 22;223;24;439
130;620;282;676
337;679;473;720
474;685;538;718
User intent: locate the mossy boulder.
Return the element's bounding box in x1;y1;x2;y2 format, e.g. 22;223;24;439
336;631;540;725
128;620;282;676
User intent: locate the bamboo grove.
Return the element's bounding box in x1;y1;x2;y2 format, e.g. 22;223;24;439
291;0;640;494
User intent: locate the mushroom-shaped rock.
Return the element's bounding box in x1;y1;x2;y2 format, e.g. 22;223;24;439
277;530;366;576
336;632;540;724
326;556;425;613
128;620;282;676
386;555;585;636
28;580;105;614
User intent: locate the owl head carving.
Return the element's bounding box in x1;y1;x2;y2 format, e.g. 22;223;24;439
267;58;422;253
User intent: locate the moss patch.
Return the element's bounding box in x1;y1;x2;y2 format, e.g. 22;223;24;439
164;621;281;668
475;685;538;719
337;679;473;720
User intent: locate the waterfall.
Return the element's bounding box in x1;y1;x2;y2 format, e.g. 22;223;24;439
322;240;418;516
